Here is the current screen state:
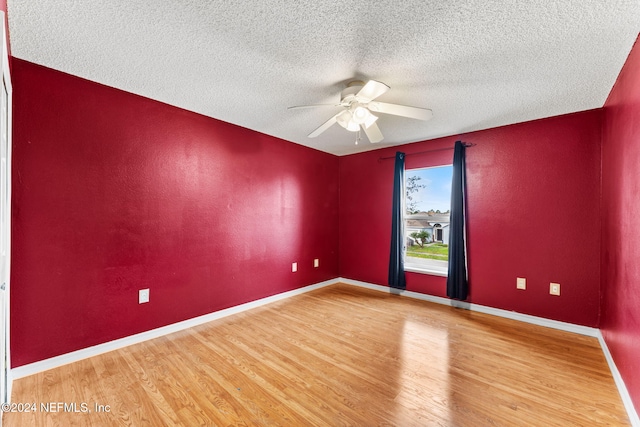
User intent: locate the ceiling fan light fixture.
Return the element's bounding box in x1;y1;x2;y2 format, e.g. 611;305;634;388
335;110;351;128
345;121;360;132
351;105;370;124
341;104;377;131
336;110;360;132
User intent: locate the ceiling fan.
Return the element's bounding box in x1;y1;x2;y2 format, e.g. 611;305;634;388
288;80;433;143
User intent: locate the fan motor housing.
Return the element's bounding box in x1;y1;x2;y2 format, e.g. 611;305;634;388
341;81;365;103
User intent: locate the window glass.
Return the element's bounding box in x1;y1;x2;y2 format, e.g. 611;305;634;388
405;165;453;275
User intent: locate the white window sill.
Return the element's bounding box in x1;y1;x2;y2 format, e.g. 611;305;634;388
404;264;448;277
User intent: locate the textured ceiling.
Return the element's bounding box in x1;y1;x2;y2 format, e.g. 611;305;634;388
6;1;640;156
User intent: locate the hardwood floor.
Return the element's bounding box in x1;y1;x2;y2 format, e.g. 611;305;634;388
4;284;630;426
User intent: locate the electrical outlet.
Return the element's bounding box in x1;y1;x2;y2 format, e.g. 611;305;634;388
292;262;297;272
516;277;526;290
550;282;560;296
139;288;150;304
314;258;319;268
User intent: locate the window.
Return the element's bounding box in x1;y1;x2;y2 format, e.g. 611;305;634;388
404;165;453;276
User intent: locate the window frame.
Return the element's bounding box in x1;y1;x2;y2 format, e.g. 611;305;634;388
403;164;453;277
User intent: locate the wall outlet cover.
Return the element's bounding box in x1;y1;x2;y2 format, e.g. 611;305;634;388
292;262;297;272
139;288;150;304
516;277;526;290
550;282;561;296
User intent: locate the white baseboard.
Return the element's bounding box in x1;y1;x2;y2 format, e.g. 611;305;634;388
11;278;340;380
339;277;638;425
339;277;599;336
597;331;640;426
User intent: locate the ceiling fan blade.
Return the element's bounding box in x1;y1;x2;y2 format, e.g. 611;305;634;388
308;114;339;138
288;104;340;110
356;80;390;103
362;122;384;143
368;101;433;121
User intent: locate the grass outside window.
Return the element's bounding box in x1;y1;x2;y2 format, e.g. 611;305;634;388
406;243;449;261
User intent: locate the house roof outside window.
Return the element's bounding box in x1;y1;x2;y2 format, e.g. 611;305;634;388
406;212;450;228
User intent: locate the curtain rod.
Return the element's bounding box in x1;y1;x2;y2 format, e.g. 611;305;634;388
378;142;476;161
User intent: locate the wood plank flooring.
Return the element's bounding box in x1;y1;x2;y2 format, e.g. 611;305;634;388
4;284;630;426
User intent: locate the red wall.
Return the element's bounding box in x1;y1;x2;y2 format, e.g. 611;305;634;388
601;35;640;414
340;110;603;326
11;59;339;367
